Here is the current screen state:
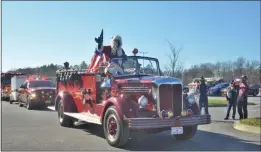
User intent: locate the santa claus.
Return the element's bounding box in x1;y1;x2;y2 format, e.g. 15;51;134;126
88;30;127;73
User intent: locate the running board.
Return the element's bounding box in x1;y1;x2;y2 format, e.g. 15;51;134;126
64;112;102;125
47;106;56;111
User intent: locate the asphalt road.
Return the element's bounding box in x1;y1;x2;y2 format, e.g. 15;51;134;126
1;97;261;151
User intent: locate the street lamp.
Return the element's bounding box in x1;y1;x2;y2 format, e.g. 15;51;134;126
139;51;148;68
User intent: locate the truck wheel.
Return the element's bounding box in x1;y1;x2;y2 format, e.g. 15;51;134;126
57;100;73;127
26;99;34;110
18;99;23;107
253;90;258;97
174;125;197;140
103;106;130;147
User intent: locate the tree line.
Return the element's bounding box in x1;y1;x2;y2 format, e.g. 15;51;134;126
163;41;260;85
7;42;260;85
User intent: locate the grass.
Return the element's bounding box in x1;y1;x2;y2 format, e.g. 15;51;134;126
208;99;227;106
205;99;255;106
240;117;261;128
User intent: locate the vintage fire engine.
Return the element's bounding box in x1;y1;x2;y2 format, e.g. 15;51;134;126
1;72;25;101
49;49;211;147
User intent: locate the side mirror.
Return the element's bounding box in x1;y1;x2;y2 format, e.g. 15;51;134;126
101;77;111;88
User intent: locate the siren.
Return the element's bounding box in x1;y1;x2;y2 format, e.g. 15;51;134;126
41;76;47;80
132;48;138;56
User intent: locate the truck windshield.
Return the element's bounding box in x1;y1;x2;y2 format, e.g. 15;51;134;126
1;77;11;85
29;81;55;88
110;56;160;77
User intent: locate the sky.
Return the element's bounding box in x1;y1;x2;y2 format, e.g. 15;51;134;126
2;1;260;72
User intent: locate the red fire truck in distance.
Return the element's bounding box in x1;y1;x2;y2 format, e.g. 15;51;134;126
48;49;211;147
1;72;25;101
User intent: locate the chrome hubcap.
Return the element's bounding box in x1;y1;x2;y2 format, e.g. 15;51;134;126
106;115;118;141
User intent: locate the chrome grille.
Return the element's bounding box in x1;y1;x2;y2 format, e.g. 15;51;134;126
121;87;151;93
34;90;55;99
155;84;182;117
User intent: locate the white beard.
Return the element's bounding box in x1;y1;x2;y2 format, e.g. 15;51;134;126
111;41;123;57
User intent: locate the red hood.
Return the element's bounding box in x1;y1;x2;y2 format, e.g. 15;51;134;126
29;87;56;91
115;75;162;84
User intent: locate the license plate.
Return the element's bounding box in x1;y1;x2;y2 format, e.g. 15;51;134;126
171;127;183;135
45;100;51;104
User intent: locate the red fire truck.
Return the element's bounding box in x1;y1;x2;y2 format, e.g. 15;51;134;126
48;49;211;147
1;72;25;101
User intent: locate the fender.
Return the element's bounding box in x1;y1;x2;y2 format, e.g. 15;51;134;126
100;96;139;123
55;91;78;113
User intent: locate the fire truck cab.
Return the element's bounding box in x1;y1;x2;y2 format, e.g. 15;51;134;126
1;72;25;101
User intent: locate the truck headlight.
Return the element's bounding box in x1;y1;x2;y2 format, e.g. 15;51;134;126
138;95;148;108
31;93;36;98
187;94;196;104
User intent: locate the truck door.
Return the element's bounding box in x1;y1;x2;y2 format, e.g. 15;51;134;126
19;82;28;103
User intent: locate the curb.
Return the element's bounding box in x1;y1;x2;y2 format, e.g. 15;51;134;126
233;121;261;134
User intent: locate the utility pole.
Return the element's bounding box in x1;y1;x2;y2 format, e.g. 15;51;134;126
139;51;148;68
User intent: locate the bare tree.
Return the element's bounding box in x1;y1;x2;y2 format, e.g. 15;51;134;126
245;60;260;83
234;57;246;76
164;40;184;79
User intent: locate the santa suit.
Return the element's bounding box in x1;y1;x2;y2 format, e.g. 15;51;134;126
87;45;127;73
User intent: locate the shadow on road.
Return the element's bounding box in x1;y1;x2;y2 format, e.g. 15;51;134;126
74;123;260;151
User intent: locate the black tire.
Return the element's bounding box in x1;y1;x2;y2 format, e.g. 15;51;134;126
57;100;74;127
18;99;23;107
103;106;129;147
9;100;13;104
174;125;198;140
26;98;34;110
253;90;258;97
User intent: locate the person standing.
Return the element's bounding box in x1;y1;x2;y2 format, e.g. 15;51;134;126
237;75;249;119
198;76;209;115
224;81;238;120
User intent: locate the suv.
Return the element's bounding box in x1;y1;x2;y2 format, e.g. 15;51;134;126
49;54;211;147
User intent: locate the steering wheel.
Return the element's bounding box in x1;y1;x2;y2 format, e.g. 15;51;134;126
142;68;154;75
105;62;124;76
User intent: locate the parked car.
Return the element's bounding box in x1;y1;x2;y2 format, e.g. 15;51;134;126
248;84;261;96
48;50;211;147
221;84;261;97
208;83;229;96
17;79;56;109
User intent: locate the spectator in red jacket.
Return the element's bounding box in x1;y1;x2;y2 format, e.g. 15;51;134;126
237;75;249;119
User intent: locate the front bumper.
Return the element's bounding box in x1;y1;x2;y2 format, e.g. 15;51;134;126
30;98;55;106
127;114;211;130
